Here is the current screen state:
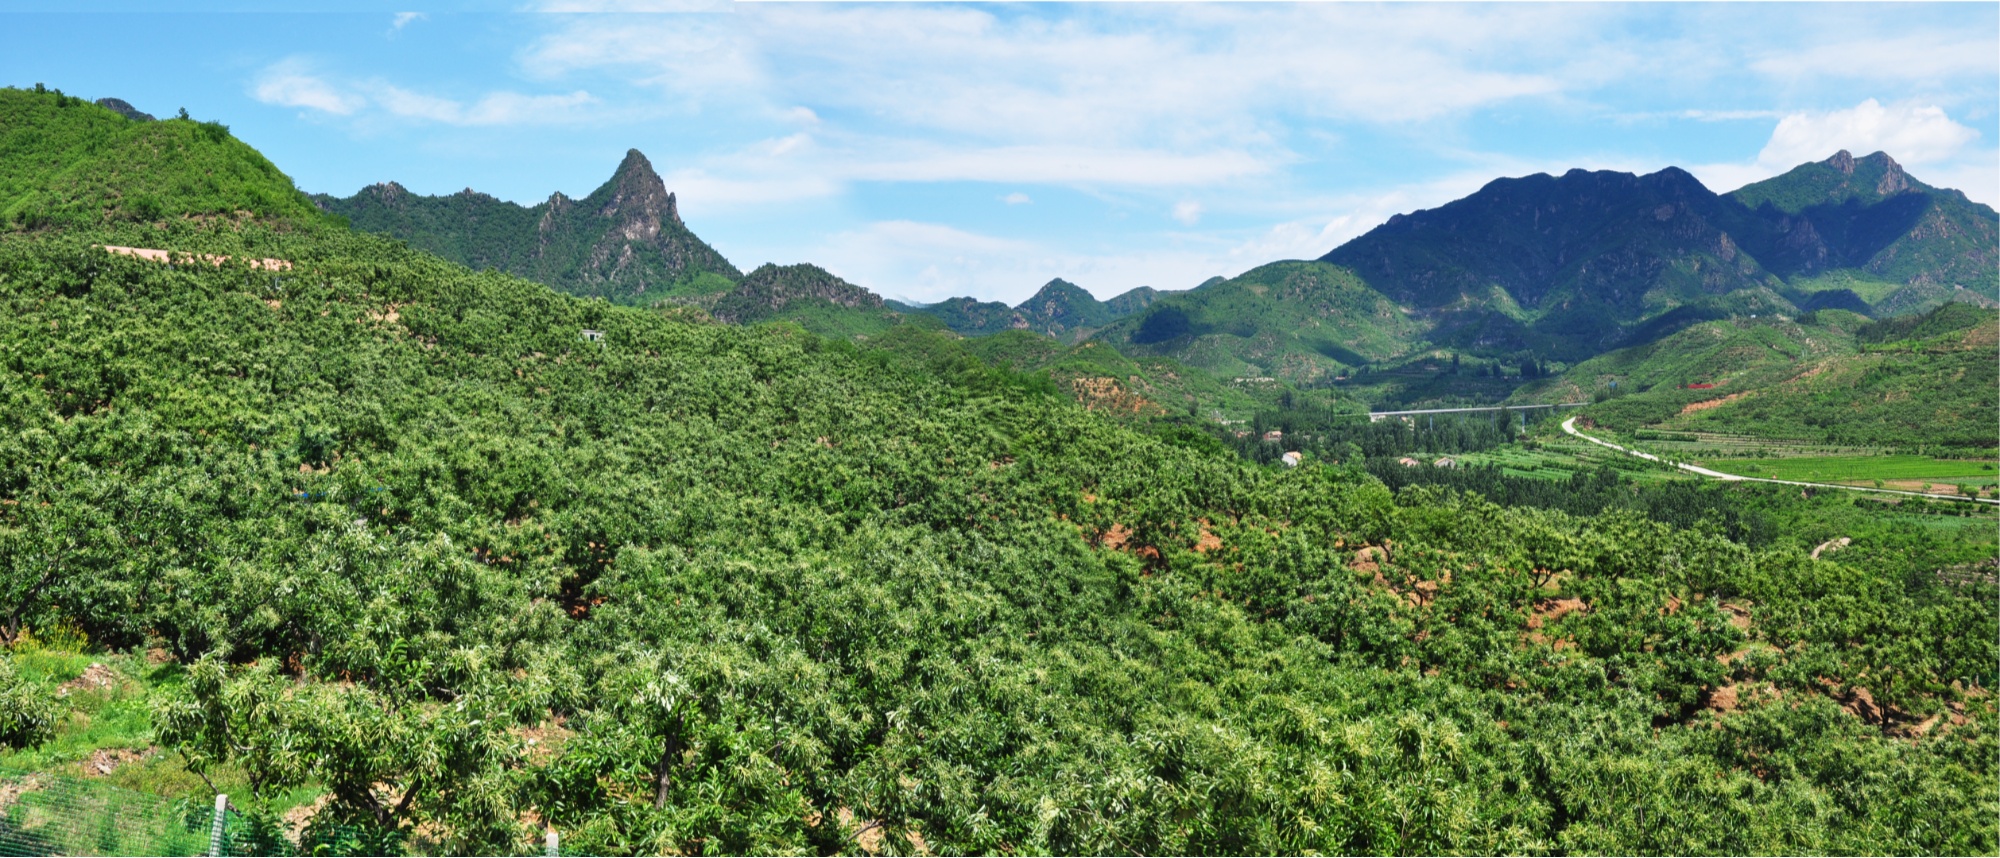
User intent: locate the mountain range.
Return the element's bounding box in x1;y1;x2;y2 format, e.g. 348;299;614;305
1317;152;1994;360
890;279;1168;342
315;141;1995;408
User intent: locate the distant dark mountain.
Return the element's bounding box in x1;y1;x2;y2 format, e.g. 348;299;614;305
888;296;1023;336
1093;260;1424;383
711;263;882;323
315;149;740;304
1729;151;1998;308
1320;166;1793;358
1014;279;1118;339
1104;286;1165;316
1317;152;1997;359
899;279;1175;342
710;263;939;337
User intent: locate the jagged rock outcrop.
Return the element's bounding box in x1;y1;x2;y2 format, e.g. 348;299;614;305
94;97;154;122
315;149;740;304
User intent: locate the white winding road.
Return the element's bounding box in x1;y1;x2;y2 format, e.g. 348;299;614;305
1560;417;1999;506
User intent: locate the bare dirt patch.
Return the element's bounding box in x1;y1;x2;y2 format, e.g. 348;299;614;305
1348;545;1387;575
1525;598;1587;649
80;747;157;778
1718;602;1752;632
1679;392;1748;415
1194;520;1222;553
836;807;885;855
1527;598;1586;629
57;662;119;697
284;794;330;844
1784;360;1835;385
1099;523;1132;550
99;244;292;271
1067;376;1159;415
0;776;45;813
514;717;573;766
1705;684;1740;713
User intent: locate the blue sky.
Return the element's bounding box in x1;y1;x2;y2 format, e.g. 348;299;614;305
5;2;1996;304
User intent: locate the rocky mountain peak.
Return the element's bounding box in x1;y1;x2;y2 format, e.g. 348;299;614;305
1863;151;1910;195
1826;150;1856;175
600;149;680;235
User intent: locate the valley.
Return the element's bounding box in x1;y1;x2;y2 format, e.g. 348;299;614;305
0;85;1994;856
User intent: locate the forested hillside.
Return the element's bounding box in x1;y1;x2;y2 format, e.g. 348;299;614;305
1525;304;1998;453
1095;260;1425;384
1;85;1995;856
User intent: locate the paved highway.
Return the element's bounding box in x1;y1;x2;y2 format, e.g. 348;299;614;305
1561;417;1999;506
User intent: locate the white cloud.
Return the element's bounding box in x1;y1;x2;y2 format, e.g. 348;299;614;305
1683;100;1991;203
762;133;811;157
1752;34;1999;84
249;59;602;127
251;63;365;115
1002;192;1032;205
373;85;597;126
534;0;729;10
520;4;1574;151
1915;159;2000;210
842;146;1272;187
659;168;840;213
1171;200;1202;226
1757;99;1978;167
391;12;425;31
519;15;763;101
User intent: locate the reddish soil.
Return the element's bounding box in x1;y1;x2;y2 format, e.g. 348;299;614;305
1679;392;1748;415
1193;521;1222;553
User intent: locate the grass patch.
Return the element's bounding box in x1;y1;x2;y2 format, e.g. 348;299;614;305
1711;455;1998;489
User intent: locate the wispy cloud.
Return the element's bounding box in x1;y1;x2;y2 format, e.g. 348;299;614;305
525;5;1575;144
374;85;598;126
1687;99;1992;203
390;12;425;31
248;58;598;127
1752;34;1999;85
1002;192;1032;206
251;62;365;116
1758;99;1978;167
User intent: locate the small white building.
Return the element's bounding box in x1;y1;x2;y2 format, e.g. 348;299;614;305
1281;451;1302;468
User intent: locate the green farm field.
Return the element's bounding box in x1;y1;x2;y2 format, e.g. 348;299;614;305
1709;454;1998;492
